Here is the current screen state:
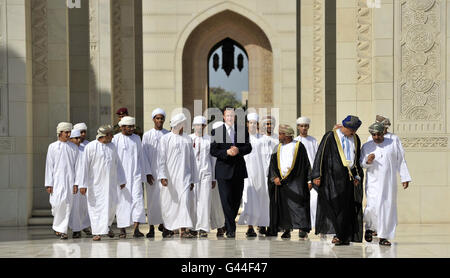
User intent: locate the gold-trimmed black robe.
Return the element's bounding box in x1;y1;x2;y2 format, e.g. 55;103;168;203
311;129;364;243
266;141;311;235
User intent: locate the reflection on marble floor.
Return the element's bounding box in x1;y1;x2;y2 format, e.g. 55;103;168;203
0;224;449;258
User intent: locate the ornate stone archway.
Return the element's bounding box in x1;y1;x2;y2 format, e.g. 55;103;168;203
181;10;273;115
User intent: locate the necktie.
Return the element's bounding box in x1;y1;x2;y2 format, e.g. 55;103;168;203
229;127;235;145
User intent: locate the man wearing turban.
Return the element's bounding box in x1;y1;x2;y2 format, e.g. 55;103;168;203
361;122;411;246
237;113;271;237
45;122;80;239
73;122;89;151
158;113;199;238
78;125;127;241
266;124;312;239
311;115;364;245
112;116;147;238
68;129;92;238
294;116;319;233
142;108;170;238
113;107;143;137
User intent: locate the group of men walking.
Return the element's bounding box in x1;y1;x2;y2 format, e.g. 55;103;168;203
45;107;410;247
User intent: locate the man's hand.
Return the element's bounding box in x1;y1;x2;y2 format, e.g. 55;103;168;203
161;179;168;187
353;179;360;186
147;174;154;185
273;177;282;186
212;181;216;189
367;153;375;164
46;186;53;194
308;182;313;191
227;146;239;157
80;188;87;195
313;178;321;186
190;183;194;191
73;185;78;194
120;184;126;190
402;182;409;189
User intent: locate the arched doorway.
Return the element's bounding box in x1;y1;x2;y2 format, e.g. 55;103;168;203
208;38;249;111
182;10;273;116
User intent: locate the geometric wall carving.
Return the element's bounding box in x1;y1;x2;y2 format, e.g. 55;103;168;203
396;0;445;133
400;136;448;149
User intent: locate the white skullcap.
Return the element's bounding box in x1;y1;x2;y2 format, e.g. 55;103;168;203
247;113;259;122
152;108;166;119
212;121;224;129
70;129;81;138
73;123;87;131
296;117;311;125
57;122;73;135
119;116;136;127
170;113;187;127
193;116;207;126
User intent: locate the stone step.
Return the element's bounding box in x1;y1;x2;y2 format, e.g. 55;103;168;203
31;209;51;217
28;217;53;226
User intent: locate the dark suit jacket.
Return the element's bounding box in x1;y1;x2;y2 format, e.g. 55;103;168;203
210;123;252;180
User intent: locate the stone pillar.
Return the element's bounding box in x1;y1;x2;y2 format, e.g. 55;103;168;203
89;0;142;136
0;0;33;226
69;0;90;125
31;0;71;211
301;0;326;139
394;0;449;223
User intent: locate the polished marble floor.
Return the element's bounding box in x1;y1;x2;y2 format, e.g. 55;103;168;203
0;224;449;258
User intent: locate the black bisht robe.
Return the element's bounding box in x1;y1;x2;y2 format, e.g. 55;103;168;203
267;141;311;235
311;129;364;243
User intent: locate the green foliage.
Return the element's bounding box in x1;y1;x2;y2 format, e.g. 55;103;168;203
209;87;245;110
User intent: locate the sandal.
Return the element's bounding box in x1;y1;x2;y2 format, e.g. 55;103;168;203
93;235;101;241
379;238;392;246
107;229;115;238
119;233;126;239
181;232;195;239
55;231;62;237
365;230;374;242
331;236;339;244
60;233;68;240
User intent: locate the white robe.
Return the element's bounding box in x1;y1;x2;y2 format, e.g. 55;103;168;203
209;156;225;230
260;134;279;178
189;133;215;232
79;139;90;152
294;135;318;229
69;146;91;232
142;128;169;225
45;141;79;234
113;133;146;228
158;132;199;231
79;140;127;235
238;133;270;227
361;137;412;240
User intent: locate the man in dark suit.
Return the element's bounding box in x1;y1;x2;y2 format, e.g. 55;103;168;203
210;108;252;238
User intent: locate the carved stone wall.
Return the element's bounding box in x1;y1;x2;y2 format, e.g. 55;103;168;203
356;0;372;84
396;0;445;133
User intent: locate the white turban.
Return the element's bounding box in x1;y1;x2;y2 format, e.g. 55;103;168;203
193;116;207;126
152;108;166;119
96;125;113;140
57;122;73;135
170;113;187;128
70;129;81;138
296;117;311;125
247;113;259;122
119;116;135;127
73;123;87;131
212;121;224;129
